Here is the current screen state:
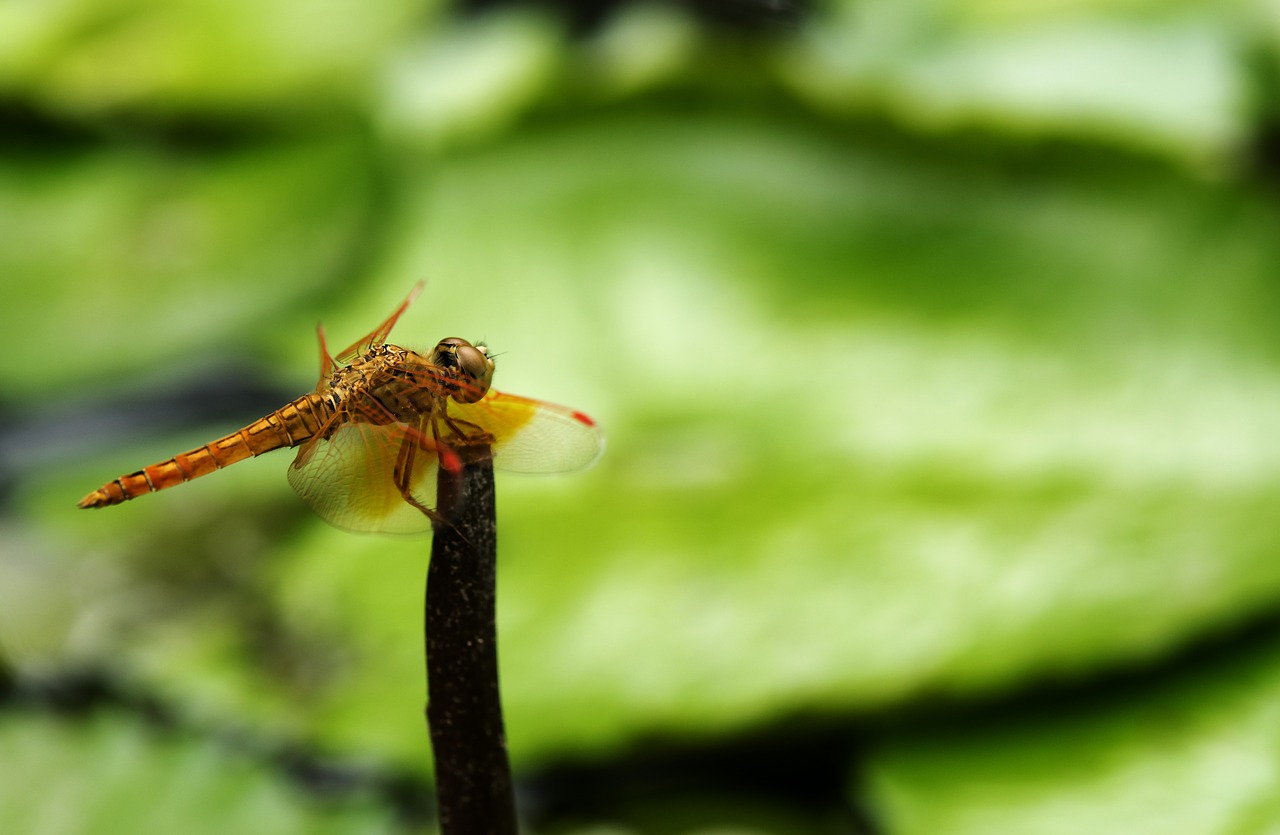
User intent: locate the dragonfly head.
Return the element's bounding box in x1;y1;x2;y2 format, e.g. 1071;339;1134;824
433;337;494;403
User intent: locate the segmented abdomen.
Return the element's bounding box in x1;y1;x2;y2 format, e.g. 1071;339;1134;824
77;393;334;508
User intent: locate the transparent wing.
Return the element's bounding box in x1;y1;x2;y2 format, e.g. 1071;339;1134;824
450;390;604;474
288;421;439;534
334;282;424;364
311;283;425;391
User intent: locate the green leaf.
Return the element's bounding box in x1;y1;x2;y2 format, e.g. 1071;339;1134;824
864;635;1280;835
776;1;1249;165
0;134;380;397
0;711;401;835
0;0;429;117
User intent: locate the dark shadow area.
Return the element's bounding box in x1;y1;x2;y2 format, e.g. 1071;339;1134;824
521;717;875;834
456;0;812;36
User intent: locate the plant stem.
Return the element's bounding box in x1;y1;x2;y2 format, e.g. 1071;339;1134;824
425;443;518;834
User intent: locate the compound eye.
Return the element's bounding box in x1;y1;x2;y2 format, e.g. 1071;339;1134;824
452;342;495;403
433;337;468;361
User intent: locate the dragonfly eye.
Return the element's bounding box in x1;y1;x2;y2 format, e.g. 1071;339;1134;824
433;338;494;403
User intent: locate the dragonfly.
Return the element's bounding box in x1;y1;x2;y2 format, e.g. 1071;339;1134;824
78;284;603;533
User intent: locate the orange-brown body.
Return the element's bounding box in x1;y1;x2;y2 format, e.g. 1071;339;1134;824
77;285;600;534
77;343;468;510
77;392;334;508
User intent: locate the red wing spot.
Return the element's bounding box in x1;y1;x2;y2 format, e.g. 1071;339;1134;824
571;411;596;427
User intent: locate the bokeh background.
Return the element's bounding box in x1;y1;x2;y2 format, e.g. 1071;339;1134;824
5;0;1280;832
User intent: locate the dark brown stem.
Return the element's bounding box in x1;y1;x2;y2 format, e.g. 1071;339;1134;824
426;443;518;834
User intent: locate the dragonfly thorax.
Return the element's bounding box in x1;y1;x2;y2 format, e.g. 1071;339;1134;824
325;344;433;423
326;340;494;428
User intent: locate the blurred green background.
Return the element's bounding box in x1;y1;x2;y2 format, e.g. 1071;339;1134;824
5;0;1280;832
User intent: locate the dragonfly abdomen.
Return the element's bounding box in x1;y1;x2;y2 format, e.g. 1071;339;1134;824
77;393;333;509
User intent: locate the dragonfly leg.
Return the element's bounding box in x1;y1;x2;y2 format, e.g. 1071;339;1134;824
442;414;495;447
394;431;446;526
425;410;467;474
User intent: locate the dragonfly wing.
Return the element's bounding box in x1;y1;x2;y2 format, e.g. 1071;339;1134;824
334;282;424;364
288;421;439;534
451;391;604;474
